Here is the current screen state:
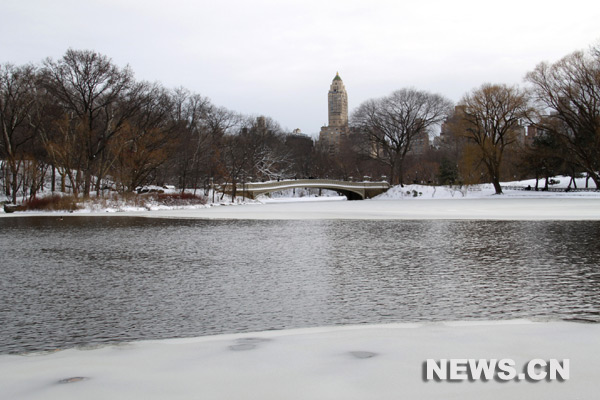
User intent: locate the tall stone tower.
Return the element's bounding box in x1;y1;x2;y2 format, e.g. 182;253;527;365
328;72;348;127
319;72;349;154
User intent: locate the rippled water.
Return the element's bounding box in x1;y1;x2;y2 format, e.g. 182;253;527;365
1;216;599;354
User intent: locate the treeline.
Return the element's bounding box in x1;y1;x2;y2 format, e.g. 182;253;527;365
2;44;599;203
352;46;600;193
347;42;600;194
0;49;317;203
436;43;600;194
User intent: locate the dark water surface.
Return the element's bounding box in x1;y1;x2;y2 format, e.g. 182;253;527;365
1;216;599;354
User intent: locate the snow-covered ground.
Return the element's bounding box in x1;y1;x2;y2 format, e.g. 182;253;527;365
1;320;596;400
4;196;599;220
376;176;597;200
82;197;595;221
2;177;599;219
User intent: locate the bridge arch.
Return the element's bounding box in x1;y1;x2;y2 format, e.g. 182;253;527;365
254;185;365;200
221;179;390;201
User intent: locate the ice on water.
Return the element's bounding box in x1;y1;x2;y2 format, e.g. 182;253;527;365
1;321;598;400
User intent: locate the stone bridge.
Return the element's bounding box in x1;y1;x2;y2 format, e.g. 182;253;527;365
222;179;390;200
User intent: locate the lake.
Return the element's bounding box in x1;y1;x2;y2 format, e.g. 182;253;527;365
1;216;599;354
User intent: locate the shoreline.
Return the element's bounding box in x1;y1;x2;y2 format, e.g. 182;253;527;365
3;197;600;221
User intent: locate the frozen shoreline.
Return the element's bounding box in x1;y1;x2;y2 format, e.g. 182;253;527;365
1;320;597;400
2;179;599;220
150;197;600;220
3;197;599;220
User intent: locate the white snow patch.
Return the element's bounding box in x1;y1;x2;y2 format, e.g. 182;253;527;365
0;321;597;400
375;181;598;201
4;196;600;220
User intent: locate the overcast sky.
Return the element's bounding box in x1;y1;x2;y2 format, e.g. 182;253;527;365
2;0;599;136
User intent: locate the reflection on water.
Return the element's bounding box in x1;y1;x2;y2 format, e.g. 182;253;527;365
1;216;599;354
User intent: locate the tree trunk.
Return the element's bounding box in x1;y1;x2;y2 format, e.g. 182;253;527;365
95;175;103;198
84;170;92;198
492;179;503;195
485;160;503;195
180;168;187;194
51;166;56;193
397;161;404;187
11;167;18;204
75;170;82;197
231;179;237;201
586;173;590;188
3;163;10;198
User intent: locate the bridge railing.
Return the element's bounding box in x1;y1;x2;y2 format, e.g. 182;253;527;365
219;179;390;200
228;179;390;191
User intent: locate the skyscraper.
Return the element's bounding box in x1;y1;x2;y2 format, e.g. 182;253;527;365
327;72;348;128
319;72;349;154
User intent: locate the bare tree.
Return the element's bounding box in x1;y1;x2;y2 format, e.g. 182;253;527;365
220;130;249;200
241;116;290;181
351;88;453;185
0;63;38;203
109;83;176;191
39;112;88;195
459;83;530;194
284;132;314;179
41;49;140;197
526;45;600;187
165;88;209;193
172;93;239;193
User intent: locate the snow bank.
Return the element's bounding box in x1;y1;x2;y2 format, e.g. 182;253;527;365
502;175;597;190
1;321;596;400
79;197;597;220
4;197;600;220
2;178;600;219
375;181;598;200
376;184;476;199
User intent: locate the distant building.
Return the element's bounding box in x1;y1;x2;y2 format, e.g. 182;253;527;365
407;127;430;155
439;105;467;144
318;72;349;154
523;125;546;147
286;128;313;148
290;128;309;137
513;120;528;147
